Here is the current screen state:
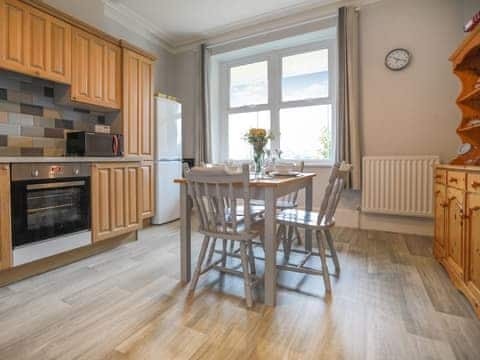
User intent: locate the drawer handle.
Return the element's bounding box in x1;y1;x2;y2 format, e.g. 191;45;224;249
449;178;459;183
435;175;443;179
472;206;480;212
472;181;480;189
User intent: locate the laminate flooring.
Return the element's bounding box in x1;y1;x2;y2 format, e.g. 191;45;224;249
0;223;479;360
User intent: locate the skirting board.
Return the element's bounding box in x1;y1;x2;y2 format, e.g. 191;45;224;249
334;208;434;236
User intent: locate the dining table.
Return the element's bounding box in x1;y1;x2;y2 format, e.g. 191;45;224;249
174;172;316;306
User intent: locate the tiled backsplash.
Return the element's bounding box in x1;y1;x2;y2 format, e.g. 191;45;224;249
0;70;108;157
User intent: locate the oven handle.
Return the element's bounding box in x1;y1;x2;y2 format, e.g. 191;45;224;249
26;180;86;191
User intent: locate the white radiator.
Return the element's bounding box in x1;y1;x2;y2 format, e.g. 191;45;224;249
361;156;440;218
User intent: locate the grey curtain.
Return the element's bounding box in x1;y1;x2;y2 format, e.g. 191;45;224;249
336;7;361;190
194;44;212;165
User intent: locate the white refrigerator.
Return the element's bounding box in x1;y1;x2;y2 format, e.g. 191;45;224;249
152;97;183;225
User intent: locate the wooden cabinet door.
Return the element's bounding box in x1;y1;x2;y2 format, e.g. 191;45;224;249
123;49;154;158
91;163;141;243
446;187;466;280
27;6;48;76
0;0;28;73
466;193;480;310
140;161;154;219
139;60;153;158
104;43;121;108
434;183;447;260
89;36;106;105
47;16;71;84
72;28;91;103
123;50;140;156
0;164;12;270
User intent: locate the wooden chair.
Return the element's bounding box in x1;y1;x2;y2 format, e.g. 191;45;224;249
276;162;352;293
185;163;260;307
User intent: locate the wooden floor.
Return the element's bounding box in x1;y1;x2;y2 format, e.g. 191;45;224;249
0;223;479;360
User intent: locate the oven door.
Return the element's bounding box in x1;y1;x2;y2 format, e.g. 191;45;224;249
11;177;91;247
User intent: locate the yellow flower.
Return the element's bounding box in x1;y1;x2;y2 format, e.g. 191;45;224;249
249;128;266;137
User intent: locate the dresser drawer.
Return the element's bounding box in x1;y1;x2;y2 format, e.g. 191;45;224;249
434;169;447;184
467;173;480;193
447;171;466;190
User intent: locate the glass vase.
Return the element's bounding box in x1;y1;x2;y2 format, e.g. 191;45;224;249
253;149;265;178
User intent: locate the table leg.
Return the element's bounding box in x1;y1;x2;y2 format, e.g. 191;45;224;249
180;183;191;283
305;179;313;251
264;187;277;306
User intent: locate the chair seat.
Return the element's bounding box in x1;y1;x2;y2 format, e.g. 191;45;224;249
276;209;334;229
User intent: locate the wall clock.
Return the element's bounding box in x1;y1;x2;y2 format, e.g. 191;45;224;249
385;48;411;71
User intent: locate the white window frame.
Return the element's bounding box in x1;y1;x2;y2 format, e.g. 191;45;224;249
218;39;337;165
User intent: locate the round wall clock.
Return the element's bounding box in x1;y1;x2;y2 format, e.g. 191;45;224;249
385;48;411;71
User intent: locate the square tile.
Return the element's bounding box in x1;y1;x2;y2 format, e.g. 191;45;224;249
44;128;64;138
8;136;33;147
0;88;7;101
20;103;43;116
0;123;20;136
21;147;43;156
9;112;34;126
44;87;54;98
21;126;44;137
55;119;73;129
0;135;6;146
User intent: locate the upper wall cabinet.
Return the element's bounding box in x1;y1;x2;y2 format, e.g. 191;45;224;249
0;0;71;83
71;28;121;110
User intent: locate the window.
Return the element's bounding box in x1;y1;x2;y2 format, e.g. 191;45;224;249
219;40;336;163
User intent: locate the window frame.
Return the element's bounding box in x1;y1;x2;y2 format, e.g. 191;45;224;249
219;39;337;165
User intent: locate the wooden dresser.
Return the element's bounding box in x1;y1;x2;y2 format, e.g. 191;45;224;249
434;165;480;317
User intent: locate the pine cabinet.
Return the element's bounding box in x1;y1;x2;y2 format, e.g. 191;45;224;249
71;28;121;110
91;163;141;243
0;0;71;83
123;48;154;159
140;161;154;219
434;165;480;318
0;165;12;271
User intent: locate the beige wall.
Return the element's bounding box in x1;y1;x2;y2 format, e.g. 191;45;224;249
42;0;176;96
359;0;465;163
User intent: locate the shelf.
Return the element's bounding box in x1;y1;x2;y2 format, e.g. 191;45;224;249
458;87;480;103
458;124;480;145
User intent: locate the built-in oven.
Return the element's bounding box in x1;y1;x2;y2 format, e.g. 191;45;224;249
11;163;91;248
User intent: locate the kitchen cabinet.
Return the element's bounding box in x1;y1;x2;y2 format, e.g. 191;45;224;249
91;162;141;243
123;48;154;158
434;165;480;318
0;164;12;270
0;0;71;83
140;161;154;219
71;27;121;110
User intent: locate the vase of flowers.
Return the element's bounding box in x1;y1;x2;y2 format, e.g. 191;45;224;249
244;128;274;177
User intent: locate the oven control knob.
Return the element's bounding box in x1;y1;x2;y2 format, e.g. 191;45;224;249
32;169;39;177
73;168;80;176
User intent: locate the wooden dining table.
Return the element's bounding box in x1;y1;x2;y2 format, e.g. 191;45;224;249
174;172;316;306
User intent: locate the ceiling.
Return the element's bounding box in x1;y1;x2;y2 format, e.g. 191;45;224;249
103;0;344;49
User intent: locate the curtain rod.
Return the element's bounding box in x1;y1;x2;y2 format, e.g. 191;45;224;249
206;13;338;50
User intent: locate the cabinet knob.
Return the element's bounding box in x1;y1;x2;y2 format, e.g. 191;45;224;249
472;181;480;189
449;178;459;183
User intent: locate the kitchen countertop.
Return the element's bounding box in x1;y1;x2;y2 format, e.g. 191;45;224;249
0;156;145;163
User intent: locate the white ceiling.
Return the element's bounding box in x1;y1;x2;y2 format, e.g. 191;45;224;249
103;0;344;49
